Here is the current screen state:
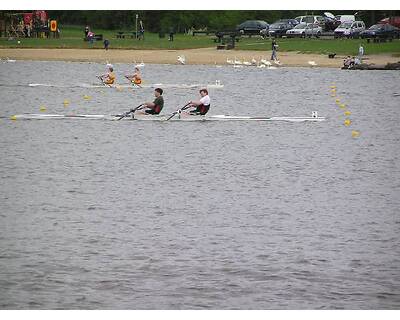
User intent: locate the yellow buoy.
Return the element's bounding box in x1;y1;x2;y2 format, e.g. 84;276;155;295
40;106;47;112
335;99;340;103
83;95;91;100
351;130;360;138
63;99;70;106
10;115;17;120
330;85;336;89
340;104;346;109
344;110;351;116
331;94;336;97
344;119;351;126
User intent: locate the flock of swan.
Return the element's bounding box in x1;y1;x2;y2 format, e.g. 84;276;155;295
177;55;318;68
1;57;16;63
226;57;281;69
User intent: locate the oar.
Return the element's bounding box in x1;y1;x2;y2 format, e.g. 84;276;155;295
97;75;113;87
166;103;191;121
97;75;105;84
117;104;144;120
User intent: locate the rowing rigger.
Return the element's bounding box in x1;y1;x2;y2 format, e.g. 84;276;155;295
27;82;224;89
7;113;326;122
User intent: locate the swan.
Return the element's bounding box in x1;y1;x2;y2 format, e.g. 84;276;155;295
234;57;242;65
177;55;186;65
242;57;252;66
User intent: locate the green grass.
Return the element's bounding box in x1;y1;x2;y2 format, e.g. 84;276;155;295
236;37;400;55
1;25;400;55
0;25;215;50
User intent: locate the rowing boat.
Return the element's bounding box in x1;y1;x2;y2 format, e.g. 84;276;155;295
28;82;224;89
8;113;326;122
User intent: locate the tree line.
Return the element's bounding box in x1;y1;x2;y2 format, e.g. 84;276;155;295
28;10;400;32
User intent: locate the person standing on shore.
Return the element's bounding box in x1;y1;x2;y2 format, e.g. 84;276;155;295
169;26;175;41
358;44;364;63
271;39;278;61
84;26;89;38
138;20;145;40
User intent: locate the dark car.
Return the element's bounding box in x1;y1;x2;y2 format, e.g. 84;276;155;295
360;24;400;39
276;19;299;27
236;20;269;35
379;16;400;28
268;22;293;38
323;16;341;31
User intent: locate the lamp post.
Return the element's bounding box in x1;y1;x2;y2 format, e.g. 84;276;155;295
135;14;138;39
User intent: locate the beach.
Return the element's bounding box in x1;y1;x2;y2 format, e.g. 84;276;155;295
1;47;399;67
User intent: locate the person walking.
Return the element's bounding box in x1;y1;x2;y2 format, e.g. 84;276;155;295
103;39;110;51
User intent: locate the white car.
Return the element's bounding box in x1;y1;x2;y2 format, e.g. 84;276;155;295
286;23;322;38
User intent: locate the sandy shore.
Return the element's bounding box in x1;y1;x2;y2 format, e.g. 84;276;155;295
1;47;399;68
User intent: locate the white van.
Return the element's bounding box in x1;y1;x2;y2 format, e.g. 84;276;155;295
295;15;325;26
334;21;366;38
335;15;355;23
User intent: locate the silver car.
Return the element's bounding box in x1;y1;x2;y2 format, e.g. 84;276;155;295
286;23;322;38
334;21;366;38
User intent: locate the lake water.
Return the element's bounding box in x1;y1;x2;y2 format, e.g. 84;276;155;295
0;61;399;309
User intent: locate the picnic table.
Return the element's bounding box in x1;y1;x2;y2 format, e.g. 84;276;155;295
116;31;136;39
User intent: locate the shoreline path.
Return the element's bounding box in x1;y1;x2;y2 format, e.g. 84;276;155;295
1;47;399;67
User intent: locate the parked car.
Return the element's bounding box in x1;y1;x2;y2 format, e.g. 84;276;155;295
268;22;294;38
360;24;400;39
322;12;341;31
335;15;356;23
236;20;269;35
295;15;325;28
286;23;322;38
260;19;297;38
334;21;366;38
275;19;299;27
379;16;400;28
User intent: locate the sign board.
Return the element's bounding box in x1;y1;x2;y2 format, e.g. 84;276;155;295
50;20;57;32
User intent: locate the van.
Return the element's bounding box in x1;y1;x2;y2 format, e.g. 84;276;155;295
335;15;355;23
334;21;366;38
295;15;325;26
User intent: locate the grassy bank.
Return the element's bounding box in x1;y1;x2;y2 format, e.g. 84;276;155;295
1;25;400;55
236;37;400;55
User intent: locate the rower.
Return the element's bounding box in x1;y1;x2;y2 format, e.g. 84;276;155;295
140;88;164;115
187;89;211;115
99;66;116;85
125;66;142;86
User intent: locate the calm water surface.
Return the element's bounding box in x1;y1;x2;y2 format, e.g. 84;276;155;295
0;61;399;309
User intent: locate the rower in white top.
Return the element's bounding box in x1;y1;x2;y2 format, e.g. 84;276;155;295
185;88;211;116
